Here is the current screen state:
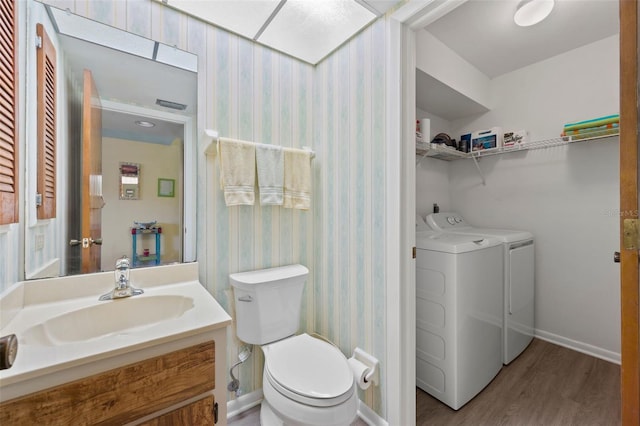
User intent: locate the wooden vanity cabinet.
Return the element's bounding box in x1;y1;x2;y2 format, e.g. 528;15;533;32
0;341;216;425
140;395;215;425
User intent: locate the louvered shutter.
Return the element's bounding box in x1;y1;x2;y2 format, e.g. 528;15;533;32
36;23;56;219
0;0;18;225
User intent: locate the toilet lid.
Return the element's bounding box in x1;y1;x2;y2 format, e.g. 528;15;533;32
264;334;354;402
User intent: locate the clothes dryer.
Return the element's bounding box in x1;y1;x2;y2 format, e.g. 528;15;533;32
416;231;503;410
425;212;535;364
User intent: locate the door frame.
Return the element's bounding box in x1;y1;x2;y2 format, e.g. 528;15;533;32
100;100;196;263
80;69;102;273
386;1;470;423
618;0;639;423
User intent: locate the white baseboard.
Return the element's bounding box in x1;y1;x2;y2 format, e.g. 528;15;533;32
226;389;263;419
357;399;388;426
534;329;620;365
227;392;388;426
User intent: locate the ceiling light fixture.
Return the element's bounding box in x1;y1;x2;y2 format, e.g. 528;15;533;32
135;120;156;128
514;0;554;27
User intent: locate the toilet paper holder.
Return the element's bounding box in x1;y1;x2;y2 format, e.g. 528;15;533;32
351;347;379;387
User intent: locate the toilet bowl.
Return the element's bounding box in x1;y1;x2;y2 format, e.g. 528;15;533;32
230;265;358;426
260;334;358;426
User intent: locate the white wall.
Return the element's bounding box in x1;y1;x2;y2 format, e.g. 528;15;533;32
416;157;450;220
416;108;452;218
452;35;620;141
415;29;491;109
419;35;621;361
416;107;451;142
0;226;20;294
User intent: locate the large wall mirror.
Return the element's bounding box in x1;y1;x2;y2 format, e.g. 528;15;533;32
24;1;197;280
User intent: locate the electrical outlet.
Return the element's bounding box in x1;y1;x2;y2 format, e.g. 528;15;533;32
35;234;45;251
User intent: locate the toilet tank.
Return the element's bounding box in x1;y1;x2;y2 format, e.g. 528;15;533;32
230;264;309;345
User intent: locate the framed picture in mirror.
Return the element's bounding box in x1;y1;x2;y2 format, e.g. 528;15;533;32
158;178;175;198
120;162;140;200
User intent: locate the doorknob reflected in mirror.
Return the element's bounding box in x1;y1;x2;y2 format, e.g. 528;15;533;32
614;251;620;263
69;238;103;247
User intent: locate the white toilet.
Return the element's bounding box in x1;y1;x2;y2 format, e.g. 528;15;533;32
230;264;358;426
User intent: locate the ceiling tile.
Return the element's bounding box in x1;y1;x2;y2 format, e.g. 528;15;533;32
166;0;281;39
258;0;376;64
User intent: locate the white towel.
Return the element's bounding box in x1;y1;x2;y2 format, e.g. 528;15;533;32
283;148;312;210
218;138;256;206
256;144;284;205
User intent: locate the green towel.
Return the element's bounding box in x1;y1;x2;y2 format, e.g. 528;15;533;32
570;127;619;140
563;122;619;136
563;114;619;132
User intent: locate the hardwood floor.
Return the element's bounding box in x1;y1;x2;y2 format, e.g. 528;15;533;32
228;340;619;425
227;406;261;426
417;339;621;426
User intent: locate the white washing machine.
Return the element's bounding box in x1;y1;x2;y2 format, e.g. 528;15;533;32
416;231;504;410
425;212;535;365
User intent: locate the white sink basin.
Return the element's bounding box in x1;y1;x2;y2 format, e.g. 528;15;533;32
0;263;232;403
21;295;194;346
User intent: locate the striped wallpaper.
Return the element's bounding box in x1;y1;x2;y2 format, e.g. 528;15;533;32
198;18;318;404
313;18;388;414
25;0;389;419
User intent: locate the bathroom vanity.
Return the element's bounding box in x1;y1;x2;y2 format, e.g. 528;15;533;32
0;263;231;425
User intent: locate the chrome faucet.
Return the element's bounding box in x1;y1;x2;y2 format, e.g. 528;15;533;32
99;256;144;301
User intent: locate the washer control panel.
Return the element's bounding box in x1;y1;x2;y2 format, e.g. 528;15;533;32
426;212;470;230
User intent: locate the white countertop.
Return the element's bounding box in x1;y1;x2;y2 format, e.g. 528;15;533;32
0;262;231;402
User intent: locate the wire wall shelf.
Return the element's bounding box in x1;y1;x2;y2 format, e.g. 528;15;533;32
416;131;619;185
416;131;619;162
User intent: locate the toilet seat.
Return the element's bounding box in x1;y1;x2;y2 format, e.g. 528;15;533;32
262;375;358;426
263;333;355;407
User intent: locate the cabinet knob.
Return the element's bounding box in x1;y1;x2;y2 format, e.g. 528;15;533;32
614;251;620;263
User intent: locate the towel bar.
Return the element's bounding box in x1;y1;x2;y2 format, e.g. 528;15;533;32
204;129;315;159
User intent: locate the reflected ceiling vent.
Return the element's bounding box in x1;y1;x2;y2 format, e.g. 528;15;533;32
156;98;187;110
